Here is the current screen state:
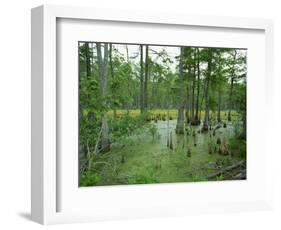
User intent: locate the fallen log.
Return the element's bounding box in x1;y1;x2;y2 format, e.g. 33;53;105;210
233;169;246;180
207;160;246;179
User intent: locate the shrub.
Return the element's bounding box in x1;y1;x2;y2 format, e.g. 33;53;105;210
109;113;146;140
148;124;158;140
216;174;224;181
128;173;157;184
229;138;246;158
208;137;216;154
80;171;100;186
192;174;207;182
233;121;242;138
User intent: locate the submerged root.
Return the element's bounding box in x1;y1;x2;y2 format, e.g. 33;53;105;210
218;140;230;156
202;122;209;132
169;131;173;150
187;148;191;157
175;123;185;134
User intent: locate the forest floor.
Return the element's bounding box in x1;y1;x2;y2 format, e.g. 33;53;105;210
80;111;246;186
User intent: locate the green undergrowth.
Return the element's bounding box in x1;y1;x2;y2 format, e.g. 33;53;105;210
80;119;246;186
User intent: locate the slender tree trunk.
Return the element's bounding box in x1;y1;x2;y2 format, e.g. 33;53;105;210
125;45;131;114
188;64;192;123
217;54;222;123
85;43;91;79
126;45;130;62
185;80;190;124
191;50;196;124
185;59;192;124
96;43;110;153
84;43;93;158
228;77;234;121
167;109;170;148
140;45;144;114
199;79;207;123
241;82;247;140
109;43;117;118
176;47;185;134
90;43;94;73
203;49;212;131
195;48;200;125
228;50;237;121
144;45;149;110
83;43;90;158
151;77;156;109
241;110;246;139
217;89;222;122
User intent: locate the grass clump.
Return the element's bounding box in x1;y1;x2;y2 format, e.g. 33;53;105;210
128;173;158;184
80;171;100;186
191;174;208;182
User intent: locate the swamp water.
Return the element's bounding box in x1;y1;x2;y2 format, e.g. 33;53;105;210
84;119;244;186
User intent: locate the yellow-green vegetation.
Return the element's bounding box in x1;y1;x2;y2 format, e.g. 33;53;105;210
107;109;240;121
108;109;178;119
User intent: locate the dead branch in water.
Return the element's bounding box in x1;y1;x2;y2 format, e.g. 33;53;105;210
207;160;246;179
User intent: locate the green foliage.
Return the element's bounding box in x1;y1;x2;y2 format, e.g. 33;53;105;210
229;138;246;158
79;112;101;157
78;42;247;186
191;174;208;182
216;174;224;181
109;114;146;140
208;136;216;154
233;121;242;138
128;173;158;184
80;171;100;186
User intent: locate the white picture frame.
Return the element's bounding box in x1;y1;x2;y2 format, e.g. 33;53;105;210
31;4;274;225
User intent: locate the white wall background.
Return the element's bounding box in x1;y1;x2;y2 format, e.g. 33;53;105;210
0;0;280;229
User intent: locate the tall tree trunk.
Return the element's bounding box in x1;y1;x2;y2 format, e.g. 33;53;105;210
125;45;131;114
176;47;185;134
228;50;237;121
151;76;156;109
109;43;117;118
96;43;110;153
241;83;247;140
194;48;200;124
188;64;192;123
140;45;144;113
203;49;212;131
217;89;222;122
144;45;149;110
199;78;207;122
185;61;192;124
241;110;246;140
185;87;190;124
217;54;222;123
191;50;196;124
86;43;96;122
84;43;92;158
90;43;94;73
85;42;91;79
228;77;234;121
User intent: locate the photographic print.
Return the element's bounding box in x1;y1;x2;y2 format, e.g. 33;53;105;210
79;42;247;186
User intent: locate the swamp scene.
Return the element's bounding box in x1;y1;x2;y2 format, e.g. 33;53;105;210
79;42;247;186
